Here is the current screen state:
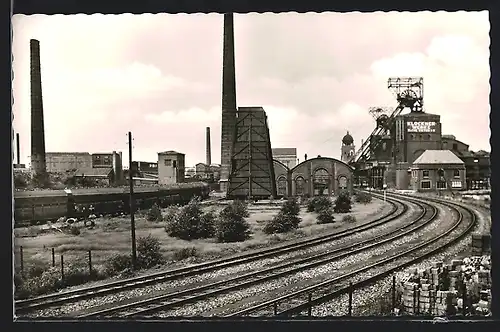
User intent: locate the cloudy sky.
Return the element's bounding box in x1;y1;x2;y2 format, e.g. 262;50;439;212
12;12;490;167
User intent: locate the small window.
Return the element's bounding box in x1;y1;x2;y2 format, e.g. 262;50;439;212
453;143;458;150
426;134;431;140
422;170;430;178
437;181;447;189
453;169;460;177
173;160;177;168
382;142;387;151
452;181;462;188
421;181;431;189
419;135;423;140
164;159;172;166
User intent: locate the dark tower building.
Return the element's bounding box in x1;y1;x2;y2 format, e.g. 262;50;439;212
341;131;356;163
16;133;21;165
206;127;212;166
220;13;238;193
30;39;47;176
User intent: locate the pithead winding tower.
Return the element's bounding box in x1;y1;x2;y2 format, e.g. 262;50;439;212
30;39;47;177
220;13;238;194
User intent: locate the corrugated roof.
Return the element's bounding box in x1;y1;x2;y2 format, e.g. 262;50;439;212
74;168;113;177
273;148;297;155
46;152;90;155
158;150;184;155
413;150;464;165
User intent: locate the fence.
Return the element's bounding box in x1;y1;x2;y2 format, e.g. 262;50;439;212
15;246;96;281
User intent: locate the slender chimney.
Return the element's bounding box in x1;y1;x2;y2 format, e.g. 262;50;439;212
206;127;212;166
16;133;20;165
30;39;47;176
220;13;237;192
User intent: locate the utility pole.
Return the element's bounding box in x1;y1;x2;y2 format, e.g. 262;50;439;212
128;131;137;270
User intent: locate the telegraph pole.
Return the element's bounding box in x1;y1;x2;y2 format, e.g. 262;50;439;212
128;131;137;270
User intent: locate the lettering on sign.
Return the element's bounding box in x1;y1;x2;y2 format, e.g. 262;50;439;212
407;121;436;133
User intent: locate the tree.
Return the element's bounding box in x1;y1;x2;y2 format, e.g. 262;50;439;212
334;190;352;213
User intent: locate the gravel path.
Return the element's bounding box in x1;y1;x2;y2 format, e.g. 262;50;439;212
22;199;420;318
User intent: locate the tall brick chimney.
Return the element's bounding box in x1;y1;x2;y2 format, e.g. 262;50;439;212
206;127;212;166
220;13;237;193
30;39;47;176
16;133;20;165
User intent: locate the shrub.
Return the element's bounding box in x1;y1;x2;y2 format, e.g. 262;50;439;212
198;210;216;238
281;197;301;217
63;261;104;287
31;172;51;189
215;203;251;243
104;253;132;276
147;203;163;222
342;215;357;223
137;234;164;269
317;208;335;224
306;196;333;213
172;247;198;261
231;200;250;218
263;198;302;234
355;191;372;204
164;199;214;240
334;190;352;213
263;212;300;234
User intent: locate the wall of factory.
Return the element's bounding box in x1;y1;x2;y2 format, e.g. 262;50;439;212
45;153;92;173
158;153;185;185
442;136;469;152
272;148;298;169
401;113;442;164
92;153;114;168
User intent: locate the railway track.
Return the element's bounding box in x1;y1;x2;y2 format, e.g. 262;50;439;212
225;192;477;317
72;194;436;318
16;194;404;315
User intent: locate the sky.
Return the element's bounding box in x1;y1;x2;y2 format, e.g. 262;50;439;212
12;12;490;167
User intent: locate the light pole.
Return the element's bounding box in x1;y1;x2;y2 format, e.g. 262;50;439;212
128;131;137;270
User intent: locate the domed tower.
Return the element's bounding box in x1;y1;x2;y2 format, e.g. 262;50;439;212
341;131;356;163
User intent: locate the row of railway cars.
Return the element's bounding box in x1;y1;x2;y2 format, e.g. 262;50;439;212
14;182;210;227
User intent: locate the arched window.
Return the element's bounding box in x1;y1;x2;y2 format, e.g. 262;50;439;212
338;176;348;190
295;176;305;196
277;176;287;196
313;169;330;196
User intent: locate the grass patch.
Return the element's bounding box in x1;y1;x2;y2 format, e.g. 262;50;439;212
14;198;389;298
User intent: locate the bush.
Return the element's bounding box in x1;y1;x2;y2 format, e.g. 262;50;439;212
63;262;104;287
306;196;333;213
164;199;215;240
334;191;352;213
231;200;250;218
104;253;132;276
342;215;357;223
147;203;163;222
263;198;302;234
14;173;28;188
215;203;251;243
355;191;372;204
137;234;164;269
317;208;335;224
172;247;198;261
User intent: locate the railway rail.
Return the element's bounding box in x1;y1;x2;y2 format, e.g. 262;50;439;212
74;193;435;318
226;192;477;317
16;194;404;315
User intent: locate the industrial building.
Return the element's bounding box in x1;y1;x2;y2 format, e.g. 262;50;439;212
347;77;490;192
272;148;298;169
131;161;158;176
45;152;93;173
273;157;354;197
158;151;185;185
409;150;466;192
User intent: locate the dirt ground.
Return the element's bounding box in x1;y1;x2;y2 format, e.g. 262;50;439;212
14;199;389;274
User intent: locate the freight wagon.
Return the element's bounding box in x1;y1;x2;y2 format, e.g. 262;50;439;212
14;182;210;227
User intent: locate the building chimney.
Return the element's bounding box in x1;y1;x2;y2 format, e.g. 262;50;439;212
304;153;308;161
30;39;47;176
16;133;20;165
220;13;237;192
206;127;212;166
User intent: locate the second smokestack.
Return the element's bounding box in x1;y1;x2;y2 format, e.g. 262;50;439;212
16;133;20;165
206;127;212;166
30;39;47;176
